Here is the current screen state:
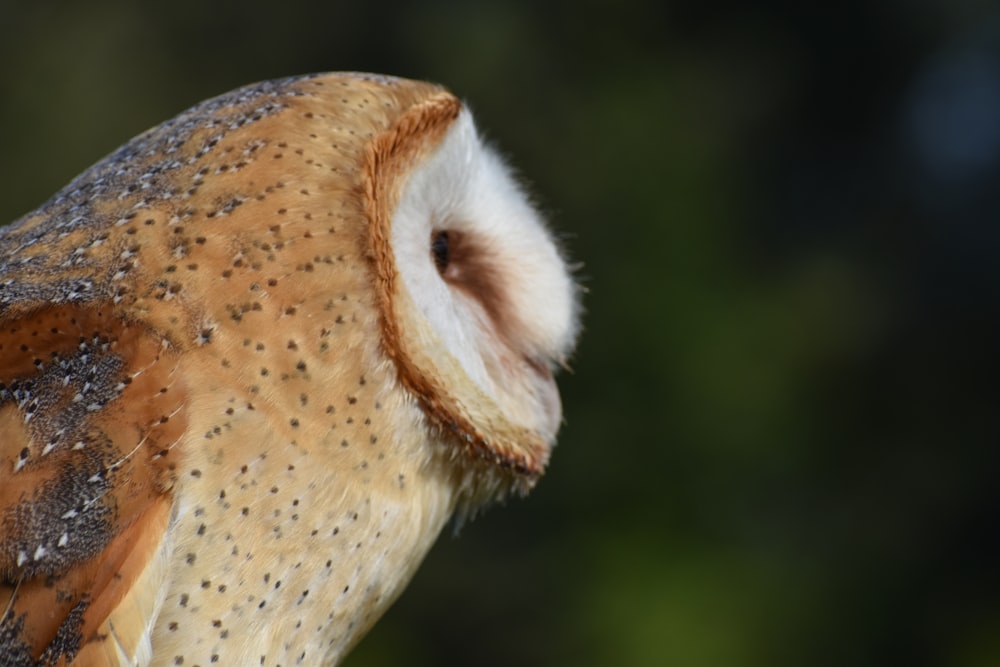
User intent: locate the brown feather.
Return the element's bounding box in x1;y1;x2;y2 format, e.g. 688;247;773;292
0;306;182;664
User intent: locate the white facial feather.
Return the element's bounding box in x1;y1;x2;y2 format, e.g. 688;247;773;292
391;109;578;408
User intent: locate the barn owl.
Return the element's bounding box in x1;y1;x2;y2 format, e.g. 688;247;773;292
0;73;579;666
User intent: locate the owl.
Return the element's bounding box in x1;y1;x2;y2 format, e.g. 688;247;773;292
0;73;579;666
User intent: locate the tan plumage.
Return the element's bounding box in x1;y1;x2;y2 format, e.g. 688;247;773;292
0;73;579;665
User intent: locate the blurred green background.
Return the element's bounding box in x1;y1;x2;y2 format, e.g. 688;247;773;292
3;2;998;665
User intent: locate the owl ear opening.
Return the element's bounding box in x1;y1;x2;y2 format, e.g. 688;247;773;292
363;93;549;491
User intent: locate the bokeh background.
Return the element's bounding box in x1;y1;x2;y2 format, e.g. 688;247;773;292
2;2;998;665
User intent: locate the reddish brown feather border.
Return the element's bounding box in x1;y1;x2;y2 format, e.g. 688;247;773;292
362;93;548;484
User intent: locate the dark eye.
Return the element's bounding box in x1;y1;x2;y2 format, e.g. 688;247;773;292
431;230;450;274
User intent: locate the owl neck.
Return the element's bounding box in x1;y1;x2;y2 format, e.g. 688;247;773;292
151;348;461;665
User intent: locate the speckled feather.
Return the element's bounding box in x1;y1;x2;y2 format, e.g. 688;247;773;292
0;73;577;666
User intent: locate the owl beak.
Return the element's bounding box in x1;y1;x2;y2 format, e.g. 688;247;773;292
525;356;563;442
540;375;563;443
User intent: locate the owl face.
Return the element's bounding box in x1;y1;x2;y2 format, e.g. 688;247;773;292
0;73;579;665
373;100;579;494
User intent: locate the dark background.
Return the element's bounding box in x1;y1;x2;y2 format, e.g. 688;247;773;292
2;2;998;665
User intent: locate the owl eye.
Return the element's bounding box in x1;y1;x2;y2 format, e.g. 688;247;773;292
431;230;450;275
